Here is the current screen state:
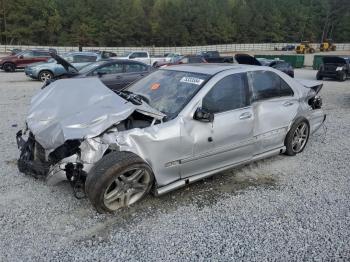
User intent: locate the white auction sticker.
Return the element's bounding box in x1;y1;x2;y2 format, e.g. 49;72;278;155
180;77;204;85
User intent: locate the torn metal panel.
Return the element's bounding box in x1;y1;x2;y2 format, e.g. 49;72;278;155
26;78;164;151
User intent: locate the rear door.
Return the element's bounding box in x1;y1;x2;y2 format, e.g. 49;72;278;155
248;70;298;155
32;51;50;63
180;73;254;178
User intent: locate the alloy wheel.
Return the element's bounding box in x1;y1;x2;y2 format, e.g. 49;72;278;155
39;71;52;82
292;122;309;153
103;168;152;210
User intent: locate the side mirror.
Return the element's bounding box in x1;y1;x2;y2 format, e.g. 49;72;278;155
194;107;214;122
19;55;24;59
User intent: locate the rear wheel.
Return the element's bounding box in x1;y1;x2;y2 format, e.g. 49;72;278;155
284;119;310;156
38;70;53;82
3;62;15;72
85;151;154;213
316;72;323;80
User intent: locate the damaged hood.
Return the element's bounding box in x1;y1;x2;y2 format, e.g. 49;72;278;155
27;78;164;150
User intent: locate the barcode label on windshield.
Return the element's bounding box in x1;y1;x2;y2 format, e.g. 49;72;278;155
180;77;204;85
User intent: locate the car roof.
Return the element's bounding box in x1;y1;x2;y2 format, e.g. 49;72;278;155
163;63;256;75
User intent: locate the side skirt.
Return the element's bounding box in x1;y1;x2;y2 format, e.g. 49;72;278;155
155;146;285;196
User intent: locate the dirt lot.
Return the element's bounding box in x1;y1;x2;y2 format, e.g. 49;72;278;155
0;69;349;261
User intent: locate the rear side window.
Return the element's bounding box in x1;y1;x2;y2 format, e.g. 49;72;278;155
203;73;249;114
73;55;97;63
125;63;148;73
250;71;293;100
33;51;50;57
91;63;123;76
22;51;34;58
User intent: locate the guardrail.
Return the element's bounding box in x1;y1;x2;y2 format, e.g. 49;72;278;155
1;43;349;55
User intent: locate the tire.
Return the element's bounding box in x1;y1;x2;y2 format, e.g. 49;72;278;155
38;70;53;82
337;72;346;82
316;72;323;80
284;119;310;156
85;151;154;213
3;62;15;72
310;48;315;54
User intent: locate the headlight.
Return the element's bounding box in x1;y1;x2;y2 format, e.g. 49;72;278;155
336;66;344;71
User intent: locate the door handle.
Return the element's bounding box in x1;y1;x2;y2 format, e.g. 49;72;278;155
239;112;252;120
283;101;294;107
116;76;122;79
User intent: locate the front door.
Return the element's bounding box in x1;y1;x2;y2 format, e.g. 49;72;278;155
180;73;254;178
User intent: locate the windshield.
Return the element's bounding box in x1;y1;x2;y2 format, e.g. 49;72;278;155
79;61;107;74
125;69;210;118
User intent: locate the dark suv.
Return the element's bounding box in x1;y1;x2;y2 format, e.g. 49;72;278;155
0;49;51;72
317;56;349;81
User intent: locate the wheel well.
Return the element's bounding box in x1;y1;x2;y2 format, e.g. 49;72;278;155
39;69;53;76
3;62;15;67
285;117;310;144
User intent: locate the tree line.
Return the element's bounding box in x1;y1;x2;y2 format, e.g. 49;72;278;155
0;0;349;47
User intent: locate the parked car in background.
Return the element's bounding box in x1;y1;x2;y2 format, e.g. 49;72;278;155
16;64;325;212
25;52;102;81
87;50;117;59
155;55;207;68
164;52;181;62
117;51;166;67
317;56;349;81
235;54;294;78
257;58;294;78
0;49;51;72
282;45;295;51
39;53;153;90
75;59;153;90
197;51;233;63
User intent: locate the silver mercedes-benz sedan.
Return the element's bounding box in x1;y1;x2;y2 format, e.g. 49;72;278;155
17;64;325;213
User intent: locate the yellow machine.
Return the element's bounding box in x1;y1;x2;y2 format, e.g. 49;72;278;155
296;41;315;54
320;39;336;52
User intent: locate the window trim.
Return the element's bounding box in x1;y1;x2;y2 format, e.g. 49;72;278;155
248;70;294;102
202;72;250;114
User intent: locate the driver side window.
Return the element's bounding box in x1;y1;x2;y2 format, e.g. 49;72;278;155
92;63;123;76
202;73;249;114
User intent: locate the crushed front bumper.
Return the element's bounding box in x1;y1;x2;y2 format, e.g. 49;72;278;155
16;130;50;177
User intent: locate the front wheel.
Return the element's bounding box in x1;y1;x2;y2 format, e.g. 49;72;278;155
85;152;154;213
284;119;310;156
3;63;15;72
338;72;346;82
316;72;323;80
38;70;53;82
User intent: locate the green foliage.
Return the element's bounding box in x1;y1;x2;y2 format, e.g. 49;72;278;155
0;0;349;46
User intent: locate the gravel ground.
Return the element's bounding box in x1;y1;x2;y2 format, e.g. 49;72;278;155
0;69;349;261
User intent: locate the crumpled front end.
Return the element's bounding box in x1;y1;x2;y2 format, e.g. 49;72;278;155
16;78;164;196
